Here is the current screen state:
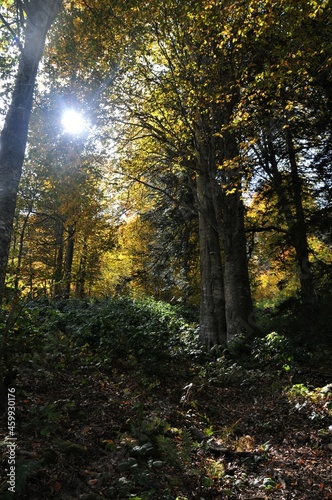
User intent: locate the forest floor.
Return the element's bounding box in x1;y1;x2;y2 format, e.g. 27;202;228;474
1;345;332;500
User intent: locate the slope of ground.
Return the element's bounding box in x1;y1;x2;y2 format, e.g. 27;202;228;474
0;300;331;499
1;354;332;499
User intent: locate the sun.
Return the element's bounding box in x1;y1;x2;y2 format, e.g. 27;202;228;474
61;109;86;135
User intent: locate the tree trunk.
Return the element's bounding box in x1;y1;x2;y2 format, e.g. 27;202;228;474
219;131;255;344
64;224;75;300
194;105;254;348
266;128;315;308
222;188;255;343
75;239;88;299
53;218;65;299
14;202;34;293
196;170;227;348
285;126;315;306
0;0;62;307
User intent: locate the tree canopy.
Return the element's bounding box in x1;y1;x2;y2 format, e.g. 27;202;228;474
0;2;332;499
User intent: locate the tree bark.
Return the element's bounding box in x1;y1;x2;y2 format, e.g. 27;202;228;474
14;206;32;293
64;224;75;300
196;170;227;348
75;237;88;299
222;188;255;343
194;104;254;348
53;218;65;299
0;0;62;306
218;131;255;344
194;108;227;348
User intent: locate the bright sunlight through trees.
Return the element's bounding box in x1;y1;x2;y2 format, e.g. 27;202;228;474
61;109;86;135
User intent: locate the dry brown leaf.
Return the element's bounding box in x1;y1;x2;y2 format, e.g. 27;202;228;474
88;479;99;486
52;481;62;492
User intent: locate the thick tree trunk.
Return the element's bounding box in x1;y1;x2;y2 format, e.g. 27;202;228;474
194;105;254;348
196;170;227;348
0;0;62;306
219;132;255;344
222;188;255;343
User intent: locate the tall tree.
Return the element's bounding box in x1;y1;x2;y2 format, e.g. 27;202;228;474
99;0;258;346
0;0;62;306
236;0;332;318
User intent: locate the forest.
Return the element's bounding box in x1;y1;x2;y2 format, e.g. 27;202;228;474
0;0;331;498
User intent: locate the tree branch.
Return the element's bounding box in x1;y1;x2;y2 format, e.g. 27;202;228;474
246;225;288;234
0;12;22;51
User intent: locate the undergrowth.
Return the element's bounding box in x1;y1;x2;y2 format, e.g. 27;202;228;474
3;296;331;381
5;297;200;378
0;296;331;499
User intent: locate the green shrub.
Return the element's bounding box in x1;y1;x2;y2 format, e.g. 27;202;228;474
21;297;200;373
251;332;294;371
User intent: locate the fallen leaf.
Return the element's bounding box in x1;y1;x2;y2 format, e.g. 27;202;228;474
52;481;62;492
88;479;99;486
